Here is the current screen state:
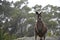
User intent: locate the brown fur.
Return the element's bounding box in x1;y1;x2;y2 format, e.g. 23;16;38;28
35;12;47;40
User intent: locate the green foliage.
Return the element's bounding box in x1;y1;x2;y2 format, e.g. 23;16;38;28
0;29;4;40
47;32;51;36
0;28;17;40
48;21;58;29
4;33;16;40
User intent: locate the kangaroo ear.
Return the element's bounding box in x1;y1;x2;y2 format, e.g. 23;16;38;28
36;11;38;14
40;12;42;14
40;13;41;14
39;12;42;17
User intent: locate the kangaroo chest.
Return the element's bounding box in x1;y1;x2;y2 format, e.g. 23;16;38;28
37;21;43;28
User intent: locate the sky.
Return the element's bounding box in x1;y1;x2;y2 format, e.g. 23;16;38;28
7;0;60;7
